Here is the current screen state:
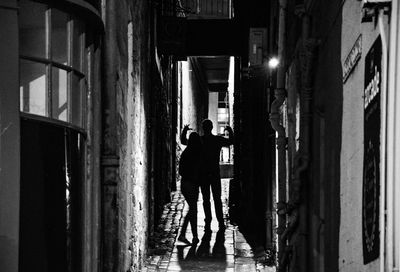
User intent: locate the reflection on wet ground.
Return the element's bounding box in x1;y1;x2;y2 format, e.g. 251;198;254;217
166;179;256;272
144;179;275;272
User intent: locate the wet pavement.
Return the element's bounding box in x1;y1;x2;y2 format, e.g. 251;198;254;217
144;179;275;272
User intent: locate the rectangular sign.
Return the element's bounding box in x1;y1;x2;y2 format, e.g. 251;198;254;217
343;35;362;83
362;36;381;264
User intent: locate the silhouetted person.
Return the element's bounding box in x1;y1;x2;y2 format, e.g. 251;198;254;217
181;120;234;231
178;128;201;245
196;229;212;258
212;228;226;259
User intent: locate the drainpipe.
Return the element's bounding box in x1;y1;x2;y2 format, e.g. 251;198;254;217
269;0;287;267
277;8;315;272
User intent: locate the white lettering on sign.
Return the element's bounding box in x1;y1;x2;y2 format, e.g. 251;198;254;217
364;66;380;109
343;35;362;83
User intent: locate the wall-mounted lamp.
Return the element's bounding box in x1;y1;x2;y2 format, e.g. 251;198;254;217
268;57;280;69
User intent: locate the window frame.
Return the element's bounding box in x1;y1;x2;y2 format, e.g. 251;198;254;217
19;2;88;129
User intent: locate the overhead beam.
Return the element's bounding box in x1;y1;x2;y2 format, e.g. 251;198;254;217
185;19;241;56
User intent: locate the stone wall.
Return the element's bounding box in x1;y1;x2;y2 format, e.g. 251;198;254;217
102;1;175;271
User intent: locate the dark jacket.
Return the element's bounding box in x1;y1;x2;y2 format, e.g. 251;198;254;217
179;147;202;183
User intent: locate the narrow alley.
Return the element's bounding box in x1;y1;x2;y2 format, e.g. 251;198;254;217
2;1;400;272
144;179;270;272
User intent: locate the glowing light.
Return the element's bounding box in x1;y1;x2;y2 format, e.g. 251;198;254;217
268;57;280;69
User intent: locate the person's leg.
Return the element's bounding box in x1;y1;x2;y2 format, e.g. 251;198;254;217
188;199;199;243
178;210;191;244
190;186;199;240
200;182;212;230
184;184;199;240
179;182;192;244
181;212;189;235
210;178;224;228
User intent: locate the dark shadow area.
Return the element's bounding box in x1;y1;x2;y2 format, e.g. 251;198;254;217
177;244;197;261
228;64;274;263
176;229;228;271
196;230;212;258
212;229;226;259
19;118;84;272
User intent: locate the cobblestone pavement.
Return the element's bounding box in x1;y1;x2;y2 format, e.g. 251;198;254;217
144;179;276;272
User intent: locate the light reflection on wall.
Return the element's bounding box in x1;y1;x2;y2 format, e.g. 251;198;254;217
181;60;191;128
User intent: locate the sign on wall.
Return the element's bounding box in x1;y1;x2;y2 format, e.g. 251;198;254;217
362;36;381;264
343;35;362;83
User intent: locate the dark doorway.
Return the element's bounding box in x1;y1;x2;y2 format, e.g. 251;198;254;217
19;118;84;272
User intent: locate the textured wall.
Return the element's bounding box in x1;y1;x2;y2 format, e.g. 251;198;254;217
102;0;174;271
339;0;386;271
115;1;151;271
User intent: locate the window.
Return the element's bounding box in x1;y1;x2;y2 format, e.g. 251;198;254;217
18;1;100;271
19;0;88;128
217;91;229;134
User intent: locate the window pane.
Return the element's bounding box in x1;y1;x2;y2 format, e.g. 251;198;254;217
71;74;83;126
20;59;47;116
218;108;229;122
19;0;47;58
72;19;84;71
51;10;68;64
52;67;68;121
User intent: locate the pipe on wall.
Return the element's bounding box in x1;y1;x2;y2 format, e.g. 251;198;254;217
268;0;287;268
275;7;317;272
296;12;313;272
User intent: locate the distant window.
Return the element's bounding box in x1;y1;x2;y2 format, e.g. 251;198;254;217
217;108;229;122
19;0;90;128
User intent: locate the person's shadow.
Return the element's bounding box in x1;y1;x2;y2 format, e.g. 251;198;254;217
212;228;226;259
177;244;197;261
196;229;212;258
176;229;228;270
